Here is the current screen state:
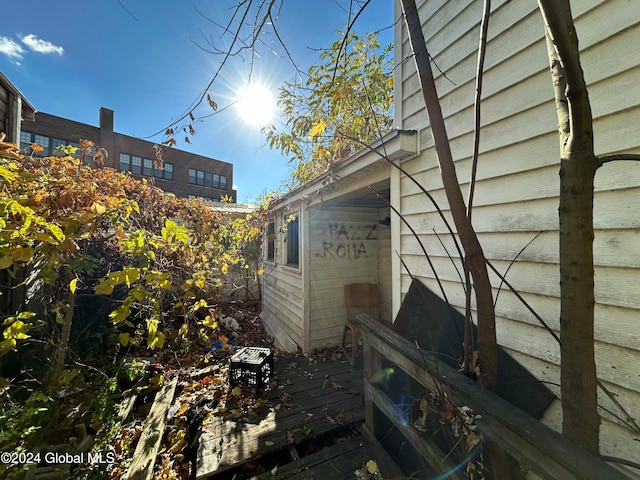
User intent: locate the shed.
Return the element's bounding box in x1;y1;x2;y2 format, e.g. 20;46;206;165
261;129;417;352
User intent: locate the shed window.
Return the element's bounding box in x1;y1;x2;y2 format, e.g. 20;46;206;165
266;221;275;262
285;215;299;267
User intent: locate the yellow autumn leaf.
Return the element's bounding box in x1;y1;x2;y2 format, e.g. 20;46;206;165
91;202;106;215
119;333;130;346
366;460;379;474
147;331;165;349
69;278;78;294
202;315;217;329
309;120;326;139
178;323;188;337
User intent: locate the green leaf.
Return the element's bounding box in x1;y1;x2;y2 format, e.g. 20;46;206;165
48;224;65;242
95;280;114;295
124;267;140;287
119;332;130;346
0;255;12;270
0;338;17;356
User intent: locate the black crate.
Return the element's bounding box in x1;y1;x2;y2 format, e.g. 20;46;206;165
229;347;273;388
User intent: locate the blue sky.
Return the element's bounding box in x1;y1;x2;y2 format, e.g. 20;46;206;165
1;0;393;203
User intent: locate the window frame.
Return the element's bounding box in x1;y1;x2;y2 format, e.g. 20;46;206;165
285;214;300;267
131;156;142;175
266;220;275;262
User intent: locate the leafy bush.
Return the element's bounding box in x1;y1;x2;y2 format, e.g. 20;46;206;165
0;139;263;384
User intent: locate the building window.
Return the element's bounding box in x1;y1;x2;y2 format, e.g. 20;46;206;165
19;131;31;149
119;153;131;171
51;138;66;156
285;215;299;267
266;221;275;262
187;168;228;191
20;132;50;156
143;158;153;176
118;153;172;181
163;163;173;181
34;135;49;150
131;156;142;175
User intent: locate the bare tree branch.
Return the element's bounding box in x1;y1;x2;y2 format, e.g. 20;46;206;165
596;153;640;169
467;0;491;221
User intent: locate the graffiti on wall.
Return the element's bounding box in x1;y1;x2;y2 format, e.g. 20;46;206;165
313;222;378;260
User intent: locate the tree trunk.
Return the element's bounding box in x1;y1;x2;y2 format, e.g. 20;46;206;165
537;0;600;453
48;291;76;387
401;0;497;389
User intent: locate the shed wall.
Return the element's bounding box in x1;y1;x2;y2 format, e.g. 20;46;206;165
261;210;304;348
307;206;382;349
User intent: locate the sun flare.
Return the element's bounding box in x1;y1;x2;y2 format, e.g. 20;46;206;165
236;84;275;126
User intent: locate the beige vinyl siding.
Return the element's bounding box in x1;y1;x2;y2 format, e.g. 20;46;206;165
307;207;381;350
396;0;640;472
261;211;304;347
378;207;393;322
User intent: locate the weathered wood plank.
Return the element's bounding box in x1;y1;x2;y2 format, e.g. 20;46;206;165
197;397;364;477
196;357;364;479
251;435;363;480
357;314;630;480
125;376;178;480
364;381;467;480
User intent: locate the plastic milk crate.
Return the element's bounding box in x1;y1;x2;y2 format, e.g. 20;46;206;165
229;347;273;389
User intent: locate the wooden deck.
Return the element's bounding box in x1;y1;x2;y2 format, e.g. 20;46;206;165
196;355;378;479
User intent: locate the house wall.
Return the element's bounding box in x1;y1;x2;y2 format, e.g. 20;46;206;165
394;0;640;471
378;207;393;322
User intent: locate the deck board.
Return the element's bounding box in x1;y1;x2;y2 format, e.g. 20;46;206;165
196;355;365;479
252;436;364;480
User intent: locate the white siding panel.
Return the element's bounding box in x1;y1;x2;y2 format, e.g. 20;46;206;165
307;206;382;348
398;0;640;465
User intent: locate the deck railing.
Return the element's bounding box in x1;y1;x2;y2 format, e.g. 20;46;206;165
356;313;629;480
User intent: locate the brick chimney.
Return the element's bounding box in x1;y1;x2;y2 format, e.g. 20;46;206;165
99;107;114;167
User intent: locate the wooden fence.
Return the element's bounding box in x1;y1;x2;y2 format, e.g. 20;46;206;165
357;313;629;480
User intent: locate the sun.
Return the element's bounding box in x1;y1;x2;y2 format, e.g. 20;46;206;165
236;83;275;126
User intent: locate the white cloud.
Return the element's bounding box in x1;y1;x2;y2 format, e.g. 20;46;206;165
19;34;64;56
0;36;25;60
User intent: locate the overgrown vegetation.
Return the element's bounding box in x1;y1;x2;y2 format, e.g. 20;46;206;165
263;31;394;185
0;138;263;478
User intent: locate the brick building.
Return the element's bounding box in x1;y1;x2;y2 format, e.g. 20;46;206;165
20;107;236;201
0;71;35;144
